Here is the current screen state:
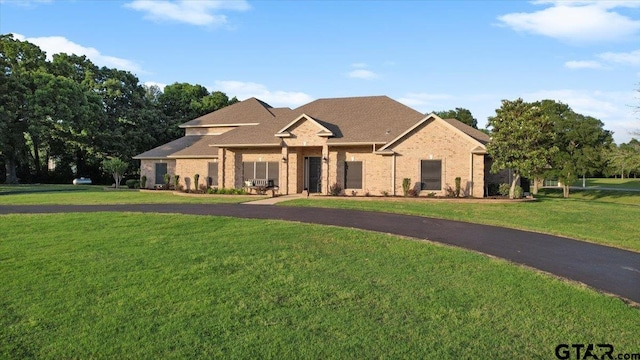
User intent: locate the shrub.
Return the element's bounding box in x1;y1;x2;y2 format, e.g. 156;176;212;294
199;184;208;192
193;174;200;191
498;183;511;197
206;187;215;194
329;183;343;196
164;173;171;189
351;190;358;196
380;190;389;197
444;185;457;197
514;185;524;199
402;178;411;197
125;179;140;189
455;177;461;197
426;192;436;198
487;183;499;196
407;188;418;197
140;175;147;189
364;190;371;197
174;175;180;191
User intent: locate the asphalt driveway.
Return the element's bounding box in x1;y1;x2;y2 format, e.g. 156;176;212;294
1;203;638;304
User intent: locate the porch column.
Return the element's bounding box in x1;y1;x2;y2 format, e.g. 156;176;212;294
322;144;329;195
281;144;289;194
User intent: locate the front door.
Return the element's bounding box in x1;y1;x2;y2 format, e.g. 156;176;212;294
304;157;322;193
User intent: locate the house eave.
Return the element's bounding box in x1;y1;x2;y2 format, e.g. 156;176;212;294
179;123;260;129
212;143;281;148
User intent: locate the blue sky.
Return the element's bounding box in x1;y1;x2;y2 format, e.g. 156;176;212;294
1;0;639;143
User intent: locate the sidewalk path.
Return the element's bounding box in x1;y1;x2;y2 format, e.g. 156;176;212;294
1;203;638;304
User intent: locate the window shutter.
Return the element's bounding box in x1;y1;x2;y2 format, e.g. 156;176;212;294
208;162;218;186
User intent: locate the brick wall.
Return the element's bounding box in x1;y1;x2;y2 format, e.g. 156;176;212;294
140;159;175;188
391;119;486;197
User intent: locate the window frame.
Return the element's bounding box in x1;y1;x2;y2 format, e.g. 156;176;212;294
420;160;442;191
155;163;167;185
344;161;363;189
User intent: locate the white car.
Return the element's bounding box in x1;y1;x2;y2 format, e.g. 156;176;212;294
72;177;92;185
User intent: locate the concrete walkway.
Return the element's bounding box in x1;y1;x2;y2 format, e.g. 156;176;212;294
242;193;307;205
1;203;638;304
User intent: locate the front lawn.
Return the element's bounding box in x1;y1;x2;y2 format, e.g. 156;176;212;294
281;190;640;252
1;213;638;358
570;177;640;190
0;185;262;205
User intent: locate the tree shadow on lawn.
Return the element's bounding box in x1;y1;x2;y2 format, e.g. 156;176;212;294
0;186;92;196
537;188;639;203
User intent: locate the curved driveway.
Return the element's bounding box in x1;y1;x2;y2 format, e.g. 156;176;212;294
1;203;639;304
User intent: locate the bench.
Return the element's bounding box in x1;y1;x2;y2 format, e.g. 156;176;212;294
244;179;279;196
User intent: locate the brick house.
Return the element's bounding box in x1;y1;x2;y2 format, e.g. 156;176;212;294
134;96;495;197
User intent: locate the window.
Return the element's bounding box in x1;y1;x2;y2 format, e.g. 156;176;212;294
155;163;167;185
421;160;441;190
243;161;279;186
207;162;218;187
344;161;363;189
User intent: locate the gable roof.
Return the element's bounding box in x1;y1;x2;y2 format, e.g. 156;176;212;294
275;113;335;138
134;96;492;158
292;96;425;144
179;97;284;128
133;135;211;159
441;118;490;145
378;113;489;152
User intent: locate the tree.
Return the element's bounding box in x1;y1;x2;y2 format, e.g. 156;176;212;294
157;83;238;141
486;99;557;198
434;108;478;129
606;139;640;178
532;100;613;197
102;158;128;188
0;34;47;183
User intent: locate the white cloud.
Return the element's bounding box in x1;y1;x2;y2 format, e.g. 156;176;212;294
0;0;52;7
564;49;640;71
598;49;640;66
564;60;603;69
143;81;167;90
497;2;640;43
125;0;250;27
213;80;313;107
12;33;142;73
347;69;379;80
523;89;638;143
396;92;454;109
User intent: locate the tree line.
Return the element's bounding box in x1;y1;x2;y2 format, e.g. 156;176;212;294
0;34;237;184
487;98;639;198
2;34;638;192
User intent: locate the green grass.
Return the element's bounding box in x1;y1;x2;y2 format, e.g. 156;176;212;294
570;177;640;190
0;185;263;205
281;190;640;252
1;213;638;359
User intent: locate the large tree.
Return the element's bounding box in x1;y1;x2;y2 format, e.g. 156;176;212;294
0;34;47;183
158;82;238;141
1;34;240;184
486;98;557;198
434;107;478;129
607;139;640;179
542;100;612;197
